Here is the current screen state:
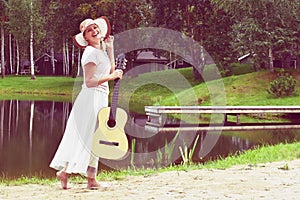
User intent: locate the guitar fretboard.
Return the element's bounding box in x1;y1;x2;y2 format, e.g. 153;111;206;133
108;53;126;122
109;77;120;121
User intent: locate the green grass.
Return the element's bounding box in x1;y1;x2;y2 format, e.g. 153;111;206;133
206;141;300;169
2;67;299;110
0;75;75;102
118;68;300;115
158;70;299;106
230;62;255;75
1;142;300;186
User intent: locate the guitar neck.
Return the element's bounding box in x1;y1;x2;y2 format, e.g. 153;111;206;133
108;52;126;121
109;77;120;121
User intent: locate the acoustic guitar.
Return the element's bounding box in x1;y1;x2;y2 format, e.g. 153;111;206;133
92;53;128;160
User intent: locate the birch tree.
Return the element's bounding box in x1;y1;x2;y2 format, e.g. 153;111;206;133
0;21;4;79
0;1;6;78
47;0;84;76
4;0;45;79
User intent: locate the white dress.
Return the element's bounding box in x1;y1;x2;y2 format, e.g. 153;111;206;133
50;46;111;174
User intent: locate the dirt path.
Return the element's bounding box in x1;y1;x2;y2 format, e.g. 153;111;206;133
1;159;300;200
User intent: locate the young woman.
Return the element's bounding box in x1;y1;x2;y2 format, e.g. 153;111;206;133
50;16;123;190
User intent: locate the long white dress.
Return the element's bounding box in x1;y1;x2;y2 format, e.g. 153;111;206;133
50;46;111;174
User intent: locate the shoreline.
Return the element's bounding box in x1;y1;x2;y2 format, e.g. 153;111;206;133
1;159;300;200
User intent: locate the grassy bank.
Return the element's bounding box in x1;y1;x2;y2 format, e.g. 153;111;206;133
121;68;300;114
1;68;300;110
0;75;75;101
1;142;300;186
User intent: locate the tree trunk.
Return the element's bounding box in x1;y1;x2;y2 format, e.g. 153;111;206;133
71;44;75;72
12;35;15;73
63;38;70;76
200;45;205;73
77;49;81;76
16;39;20;75
29;1;35;80
1;23;5;79
63;39;66;75
193;43;205;80
51;45;55;75
66;39;69;76
29;27;35;79
0;101;4;147
268;47;274;72
9;34;12;74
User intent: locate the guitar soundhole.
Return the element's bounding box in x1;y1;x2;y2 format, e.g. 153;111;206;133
107;119;116;128
99;140;119;146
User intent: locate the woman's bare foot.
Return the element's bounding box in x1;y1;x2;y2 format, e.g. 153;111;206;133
87;178;110;190
56;171;69;189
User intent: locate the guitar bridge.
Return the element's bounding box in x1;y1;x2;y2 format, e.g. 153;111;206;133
99;140;119;146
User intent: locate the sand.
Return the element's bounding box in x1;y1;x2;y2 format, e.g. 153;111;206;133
1;159;300;200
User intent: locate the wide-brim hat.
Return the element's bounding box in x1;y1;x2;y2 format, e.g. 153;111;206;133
73;16;111;48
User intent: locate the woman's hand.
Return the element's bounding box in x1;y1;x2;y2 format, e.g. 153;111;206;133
109;69;123;80
97;69;123;86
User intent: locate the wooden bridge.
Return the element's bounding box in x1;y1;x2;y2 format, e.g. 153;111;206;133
145;106;300;132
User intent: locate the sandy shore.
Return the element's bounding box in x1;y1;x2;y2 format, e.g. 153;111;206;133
1;159;300;200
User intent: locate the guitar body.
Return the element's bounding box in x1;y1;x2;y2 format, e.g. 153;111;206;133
92;107;128;160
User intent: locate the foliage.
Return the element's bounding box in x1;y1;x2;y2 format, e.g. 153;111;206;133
229;63;254;76
153;0;236;77
75;0;153;34
212;0;300;71
268;69;297;98
0;0;299;79
4;0;45;53
179;134;199;165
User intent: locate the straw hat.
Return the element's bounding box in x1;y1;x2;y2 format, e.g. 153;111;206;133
73;16;111;48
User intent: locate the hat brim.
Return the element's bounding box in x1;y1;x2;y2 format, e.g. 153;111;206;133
73;16;111;49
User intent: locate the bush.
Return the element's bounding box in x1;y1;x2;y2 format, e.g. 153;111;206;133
230;63;254;75
268;69;297;97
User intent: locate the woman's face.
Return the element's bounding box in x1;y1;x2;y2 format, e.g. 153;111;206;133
84;24;102;45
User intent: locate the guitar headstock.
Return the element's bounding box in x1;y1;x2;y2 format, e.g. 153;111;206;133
115;53;127;71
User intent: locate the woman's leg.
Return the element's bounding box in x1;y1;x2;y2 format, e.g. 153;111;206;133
56;165;69;189
87;155;110;189
87;154;100;189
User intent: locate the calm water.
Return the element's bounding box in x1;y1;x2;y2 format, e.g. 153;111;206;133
0;100;299;179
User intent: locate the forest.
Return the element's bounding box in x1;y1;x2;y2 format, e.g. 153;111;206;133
0;0;299;79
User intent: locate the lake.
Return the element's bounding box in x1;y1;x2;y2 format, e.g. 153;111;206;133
0;100;299;179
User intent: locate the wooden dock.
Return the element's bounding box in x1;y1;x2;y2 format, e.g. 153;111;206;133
145;106;300;132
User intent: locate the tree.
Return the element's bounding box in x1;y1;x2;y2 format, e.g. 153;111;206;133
4;0;45;79
0;0;6;78
75;0;153;72
75;0;152;33
212;0;300;72
153;0;235;78
45;0;97;76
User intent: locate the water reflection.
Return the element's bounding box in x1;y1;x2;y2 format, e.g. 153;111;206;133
0;100;299;179
0;100;71;179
